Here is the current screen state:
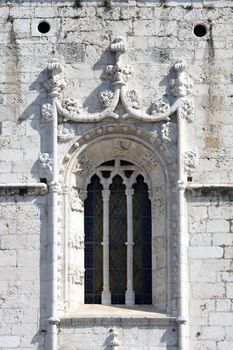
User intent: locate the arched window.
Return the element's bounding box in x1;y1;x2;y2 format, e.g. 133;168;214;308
84;160;152;305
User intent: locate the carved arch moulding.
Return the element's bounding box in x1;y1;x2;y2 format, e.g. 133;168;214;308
56;134;179;315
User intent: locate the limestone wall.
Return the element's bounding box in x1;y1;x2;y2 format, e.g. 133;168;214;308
0;1;232;349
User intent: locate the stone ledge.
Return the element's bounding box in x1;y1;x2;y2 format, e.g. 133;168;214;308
186;184;233;199
0;183;48;196
60;317;177;327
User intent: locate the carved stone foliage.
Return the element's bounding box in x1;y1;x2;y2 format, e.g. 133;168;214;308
114;139;132;155
69;234;84;250
73;154;94;178
57;124;75;142
170;60;193;98
70;188;84;212
179;99;194;123
68;267;85;285
43;38;194;124
42;103;53;121
183;151;198;175
38;153;53;179
149;186;165;216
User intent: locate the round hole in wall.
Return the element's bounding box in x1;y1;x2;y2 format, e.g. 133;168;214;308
38;21;50;34
193;24;207;37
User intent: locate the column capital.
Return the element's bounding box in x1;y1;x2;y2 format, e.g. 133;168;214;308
125;188;134;196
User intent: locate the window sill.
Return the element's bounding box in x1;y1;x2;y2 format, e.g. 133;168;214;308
60;305;177;327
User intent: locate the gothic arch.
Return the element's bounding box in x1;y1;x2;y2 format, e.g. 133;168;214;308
57;128;178;315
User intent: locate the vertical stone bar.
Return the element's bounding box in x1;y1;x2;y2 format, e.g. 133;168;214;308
125;188;135;306
101;189;111;305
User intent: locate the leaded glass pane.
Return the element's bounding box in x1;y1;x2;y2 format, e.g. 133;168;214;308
109;175;127;304
84;175;103;304
133;175;152;304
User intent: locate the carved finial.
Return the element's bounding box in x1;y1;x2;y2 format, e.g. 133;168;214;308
110;36;126;53
170;60;193;98
47;58;63;74
44;58;65;97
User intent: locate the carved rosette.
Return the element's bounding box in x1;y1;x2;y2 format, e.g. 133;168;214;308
57;124;75;142
62;97;82;118
99;90;115;107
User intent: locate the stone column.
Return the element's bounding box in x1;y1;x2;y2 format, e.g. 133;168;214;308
125;188;135;306
101;189;111;305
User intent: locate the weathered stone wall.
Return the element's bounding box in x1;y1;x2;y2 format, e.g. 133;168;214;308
188;189;233;350
0;1;232;349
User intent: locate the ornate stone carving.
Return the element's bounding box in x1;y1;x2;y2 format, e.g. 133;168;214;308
41;103;53;121
69;234;84;250
68;267;85;285
149;187;165;216
38;153;53;178
170;60;193;98
73;154;94;178
161;122;177;143
151;96;170;115
62;97;82;117
57;124;75;142
179;98;194;123
114;139;132;155
43;40;194;124
108;328;119;348
70;188;84;212
126;89;141;109
99;90;115;107
183;151;198;175
44;58;66;97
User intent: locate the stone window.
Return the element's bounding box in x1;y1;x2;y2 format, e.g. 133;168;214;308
84;160;152;306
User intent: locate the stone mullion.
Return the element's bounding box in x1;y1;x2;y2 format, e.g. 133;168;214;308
101;189;111;305
125;187;135;306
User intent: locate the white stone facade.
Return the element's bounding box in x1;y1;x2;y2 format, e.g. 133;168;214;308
0;1;233;349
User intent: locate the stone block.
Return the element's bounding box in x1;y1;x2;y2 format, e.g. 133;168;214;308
0;251;17;267
0;336;20;348
192;283;225;299
209;312;233;326
206;220;229;233
189;246;223;259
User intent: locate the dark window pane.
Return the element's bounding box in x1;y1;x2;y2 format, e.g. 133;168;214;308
84;175;103;304
133;175;152;304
